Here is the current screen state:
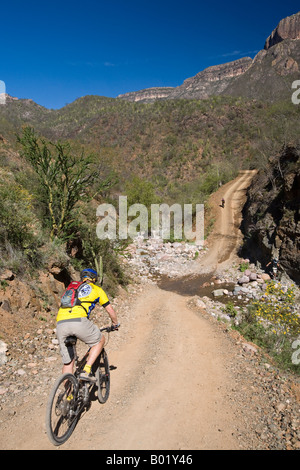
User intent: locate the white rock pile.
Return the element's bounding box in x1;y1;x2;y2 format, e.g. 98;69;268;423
122;233;204;278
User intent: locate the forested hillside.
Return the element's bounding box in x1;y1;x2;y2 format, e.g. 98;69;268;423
0;83;299;300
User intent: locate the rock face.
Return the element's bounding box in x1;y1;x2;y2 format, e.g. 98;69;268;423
118;58;253;102
265;12;300;49
168;57;253;100
240;146;300;284
118;12;300;103
224;38;300;101
118;87;174;103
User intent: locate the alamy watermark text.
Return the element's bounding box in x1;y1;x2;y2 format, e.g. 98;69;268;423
96;196;204;244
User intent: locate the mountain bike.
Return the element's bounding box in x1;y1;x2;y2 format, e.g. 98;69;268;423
45;325;116;446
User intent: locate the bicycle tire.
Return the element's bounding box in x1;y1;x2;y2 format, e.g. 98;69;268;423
95;349;110;403
45;373;79;446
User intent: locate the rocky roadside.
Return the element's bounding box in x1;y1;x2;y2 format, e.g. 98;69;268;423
188;299;300;450
0;237;299;450
0;280;144;419
122;236;300;450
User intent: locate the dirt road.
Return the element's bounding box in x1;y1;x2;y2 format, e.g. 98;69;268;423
199;170;257;271
1;170;260;450
61;287;242;450
0;285;251;451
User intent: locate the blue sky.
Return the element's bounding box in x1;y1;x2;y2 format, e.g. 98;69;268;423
1;0;299;109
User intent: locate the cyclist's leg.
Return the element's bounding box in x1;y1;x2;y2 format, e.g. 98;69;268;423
76;318;103;375
86;336;105;368
56;320;78;374
62;358;75;375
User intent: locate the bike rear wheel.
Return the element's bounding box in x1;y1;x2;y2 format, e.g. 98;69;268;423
95;349;110;403
46;373;79;446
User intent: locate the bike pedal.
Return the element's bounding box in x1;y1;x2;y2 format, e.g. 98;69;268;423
79;374;96;383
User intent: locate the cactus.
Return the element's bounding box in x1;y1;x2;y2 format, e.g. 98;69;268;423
95;254;103;286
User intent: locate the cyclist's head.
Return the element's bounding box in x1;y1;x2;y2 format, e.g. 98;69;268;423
80;268;98;283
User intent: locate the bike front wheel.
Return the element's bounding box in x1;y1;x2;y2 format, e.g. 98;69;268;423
95;349;110;403
46;373;79;446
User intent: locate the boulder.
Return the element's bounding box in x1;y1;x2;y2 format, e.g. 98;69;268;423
196;298;207;309
212;289;224;297
233;286;242;295
0;269;14;281
242;342;258;355
0;300;12;313
0;341;8;365
238;275;250;284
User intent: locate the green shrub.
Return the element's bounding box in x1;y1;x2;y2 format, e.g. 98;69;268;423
223;301;238;318
239;261;249;272
0;176;34;246
235;281;300;374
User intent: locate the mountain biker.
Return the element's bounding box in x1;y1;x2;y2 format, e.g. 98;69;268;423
221;198;225;208
266;257;280;279
56;268;119;382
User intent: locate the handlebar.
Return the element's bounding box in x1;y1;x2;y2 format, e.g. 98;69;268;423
100;324;120;333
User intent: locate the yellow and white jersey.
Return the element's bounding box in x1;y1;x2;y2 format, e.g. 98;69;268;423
56;282;110;322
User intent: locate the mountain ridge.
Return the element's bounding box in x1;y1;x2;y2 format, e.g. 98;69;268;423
3;12;300;109
118;11;300;103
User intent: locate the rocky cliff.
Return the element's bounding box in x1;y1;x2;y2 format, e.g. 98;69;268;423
118;11;300;103
224;38;300;101
118;58;253;102
240;146;300;284
167;57;253;100
118;87;175;103
265;11;300;49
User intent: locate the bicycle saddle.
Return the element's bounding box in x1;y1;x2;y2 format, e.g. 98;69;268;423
64;335;77;346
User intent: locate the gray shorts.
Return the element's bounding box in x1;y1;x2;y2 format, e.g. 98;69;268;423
56;318;102;364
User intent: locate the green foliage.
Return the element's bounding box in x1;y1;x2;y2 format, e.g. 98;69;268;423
252;281;299;337
222;301;238;318
0;169;45;273
235;281;300;374
0;176;35;247
66;203;128;296
0;94;277;195
125;176;160;208
0;126;126;290
17;127;95;240
79;230;127;297
239;261;249;272
0;93;299;303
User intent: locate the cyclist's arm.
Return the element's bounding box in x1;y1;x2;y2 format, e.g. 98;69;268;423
105;303;119;327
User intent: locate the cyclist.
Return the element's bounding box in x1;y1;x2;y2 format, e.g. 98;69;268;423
221;198;225;208
266;257;280;279
56;268;119;382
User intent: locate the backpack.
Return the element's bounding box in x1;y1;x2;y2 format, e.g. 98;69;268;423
60;281;90;311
